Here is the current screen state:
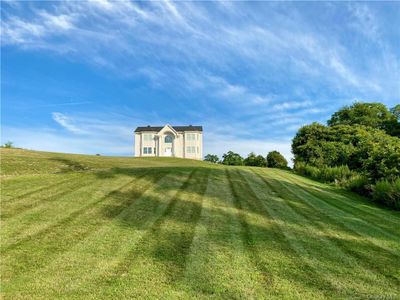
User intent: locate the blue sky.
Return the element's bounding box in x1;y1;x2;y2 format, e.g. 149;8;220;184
2;1;399;161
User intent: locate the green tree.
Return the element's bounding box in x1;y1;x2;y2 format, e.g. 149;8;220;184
244;152;266;167
266;151;288;169
327;102;399;136
204;154;219;163
291;122;331;167
327;102;392;128
221;151;244;166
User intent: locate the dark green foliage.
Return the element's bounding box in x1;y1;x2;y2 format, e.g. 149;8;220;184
204;154;220;163
391;104;400;120
266;151;288;169
292;124;400;181
373;179;400;209
386;104;400;137
221;151;244;166
343;174;371;196
244;152;266;167
292;101;400;209
327;102;399;136
326;102;400;137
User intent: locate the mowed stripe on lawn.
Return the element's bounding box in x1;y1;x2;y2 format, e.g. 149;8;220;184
252;169;400;287
227;169;335;299
264;169;400;253
12;170;194;299
243;168;398;298
94;169;210;299
1;149;399;300
1;169;168;287
181;169;266;298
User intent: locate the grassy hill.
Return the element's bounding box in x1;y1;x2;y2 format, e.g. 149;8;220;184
1;148;399;299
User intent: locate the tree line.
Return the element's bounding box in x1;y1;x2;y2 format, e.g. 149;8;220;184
204;150;288;169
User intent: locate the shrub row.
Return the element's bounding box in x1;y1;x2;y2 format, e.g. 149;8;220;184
373;179;400;210
295;162;400;210
294;162;354;184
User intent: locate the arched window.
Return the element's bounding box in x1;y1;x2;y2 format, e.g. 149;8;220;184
165;135;173;143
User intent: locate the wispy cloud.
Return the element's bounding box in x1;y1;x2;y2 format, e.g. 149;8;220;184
272;100;313;111
348;3;379;40
52;112;87;134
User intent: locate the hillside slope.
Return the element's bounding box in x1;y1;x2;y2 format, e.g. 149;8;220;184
1;149;399;299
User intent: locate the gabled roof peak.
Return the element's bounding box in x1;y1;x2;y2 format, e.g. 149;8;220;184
135;125;203;132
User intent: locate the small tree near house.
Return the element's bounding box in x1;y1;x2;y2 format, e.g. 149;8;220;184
204;154;219;163
2;141;14;148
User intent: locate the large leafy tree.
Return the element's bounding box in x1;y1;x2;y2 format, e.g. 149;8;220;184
327;102;399;136
221;151;244;166
266;151;288;169
327;102;391;128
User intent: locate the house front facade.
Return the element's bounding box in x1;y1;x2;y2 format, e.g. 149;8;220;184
134;124;203;160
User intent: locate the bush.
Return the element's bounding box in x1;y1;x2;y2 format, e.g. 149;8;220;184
343;174;370;196
320;165;353;183
373;179;400;210
295;162;354;184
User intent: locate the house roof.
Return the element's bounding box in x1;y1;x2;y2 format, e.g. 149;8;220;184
134;125;203;132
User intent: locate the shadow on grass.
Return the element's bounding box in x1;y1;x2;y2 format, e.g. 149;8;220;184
30;159;400;296
50;158;90;173
93;166;400;296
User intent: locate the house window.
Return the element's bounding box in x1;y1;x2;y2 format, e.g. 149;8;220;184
186;146;196;154
143;147;152;154
186;133;196;141
165;135;173;143
143;134;153;141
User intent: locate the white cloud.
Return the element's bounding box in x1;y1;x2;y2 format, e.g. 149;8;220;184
52;112;86;134
39;11;74;30
272;100;312;111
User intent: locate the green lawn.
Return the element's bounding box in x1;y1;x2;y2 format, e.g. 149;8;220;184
1;148;399;299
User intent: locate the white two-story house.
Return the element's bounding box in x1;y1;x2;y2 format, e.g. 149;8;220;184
134;124;203;160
